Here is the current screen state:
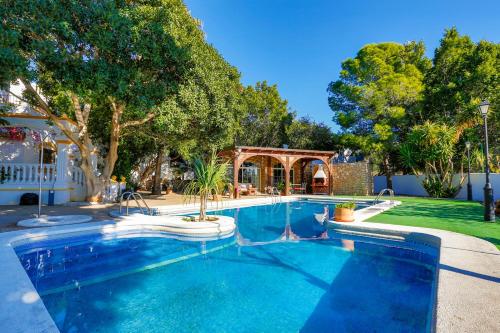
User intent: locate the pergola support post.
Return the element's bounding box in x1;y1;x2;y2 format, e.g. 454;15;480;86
284;168;290;196
233;157;240;199
267;156;272;189
284;156;290;196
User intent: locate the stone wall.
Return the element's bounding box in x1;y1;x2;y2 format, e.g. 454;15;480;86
331;161;373;196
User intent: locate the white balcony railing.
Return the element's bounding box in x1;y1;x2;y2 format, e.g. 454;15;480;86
0;92;23;106
69;166;85;186
0;162;85;188
0;163;56;185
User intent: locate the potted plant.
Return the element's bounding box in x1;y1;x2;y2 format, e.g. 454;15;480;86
165;181;173;195
334;202;356;222
276;181;285;195
183;152;228;221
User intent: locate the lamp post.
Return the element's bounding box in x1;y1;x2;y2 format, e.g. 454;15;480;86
465;141;472;201
478;100;495;222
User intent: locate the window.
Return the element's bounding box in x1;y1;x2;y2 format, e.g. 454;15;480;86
238;162;260;188
39;148;55;164
272;163;293;185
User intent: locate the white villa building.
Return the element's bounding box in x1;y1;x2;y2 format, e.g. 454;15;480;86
0;82;88;205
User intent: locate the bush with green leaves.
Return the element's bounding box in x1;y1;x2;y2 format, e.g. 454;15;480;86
400;121;464;198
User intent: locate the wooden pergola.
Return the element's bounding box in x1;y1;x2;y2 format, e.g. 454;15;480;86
222;146;338;198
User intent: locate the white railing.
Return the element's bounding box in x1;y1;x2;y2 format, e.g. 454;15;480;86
69;166;85;187
0;163;56;185
0;92;23;106
68;166;86;201
0;163;86;188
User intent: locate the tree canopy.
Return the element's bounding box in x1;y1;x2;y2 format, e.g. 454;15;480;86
328;28;499;191
327;41;431;184
0;0;243;199
424;27;500;151
286;116;334;151
237;81;293;147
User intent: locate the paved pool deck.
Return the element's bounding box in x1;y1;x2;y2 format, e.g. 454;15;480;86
0;193;264;232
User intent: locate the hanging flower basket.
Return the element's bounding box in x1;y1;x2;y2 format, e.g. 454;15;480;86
0;127;27;141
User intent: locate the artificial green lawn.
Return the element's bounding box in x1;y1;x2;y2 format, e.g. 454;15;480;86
362;196;500;250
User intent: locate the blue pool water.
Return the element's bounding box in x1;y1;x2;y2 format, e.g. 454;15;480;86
16;200;437;332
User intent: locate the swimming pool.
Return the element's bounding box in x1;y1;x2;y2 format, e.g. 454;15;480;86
15;200;437;332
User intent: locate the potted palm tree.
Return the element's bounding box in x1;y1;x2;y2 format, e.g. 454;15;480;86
184;152;228;221
334;202;356;222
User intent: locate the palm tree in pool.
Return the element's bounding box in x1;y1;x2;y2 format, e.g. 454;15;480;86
184;152;229;221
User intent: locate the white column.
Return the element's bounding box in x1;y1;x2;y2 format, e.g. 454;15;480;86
55;141;70;185
54;140;71;204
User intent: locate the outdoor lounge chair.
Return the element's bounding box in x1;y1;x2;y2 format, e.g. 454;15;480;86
248;184;257;195
239;184;249;195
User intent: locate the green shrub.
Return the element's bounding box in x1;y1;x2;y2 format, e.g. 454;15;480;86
422;176;460;198
400;121;465;198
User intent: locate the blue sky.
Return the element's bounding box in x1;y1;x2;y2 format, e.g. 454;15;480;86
184;0;500;131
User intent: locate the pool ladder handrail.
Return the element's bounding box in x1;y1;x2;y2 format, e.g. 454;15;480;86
374;188;395;205
119;191;152;216
266;186;282;204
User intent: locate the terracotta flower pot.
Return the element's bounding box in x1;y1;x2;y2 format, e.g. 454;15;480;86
334;207;355;222
86;195;101;203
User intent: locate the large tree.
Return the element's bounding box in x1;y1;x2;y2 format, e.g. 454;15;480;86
1;0;237;201
237;81;293;147
111;19;242;193
286;116;335;151
327;41;431;187
424;27;499;154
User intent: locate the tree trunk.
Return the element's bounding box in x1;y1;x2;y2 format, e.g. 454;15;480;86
383;157;393;190
102;102;124;180
78;141;103;202
199;194;207;221
137;158;156;190
151;147;164;195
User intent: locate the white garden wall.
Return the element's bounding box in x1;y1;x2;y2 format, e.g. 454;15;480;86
374;173;500;201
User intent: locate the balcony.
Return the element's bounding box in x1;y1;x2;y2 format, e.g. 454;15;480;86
0;162;84;187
